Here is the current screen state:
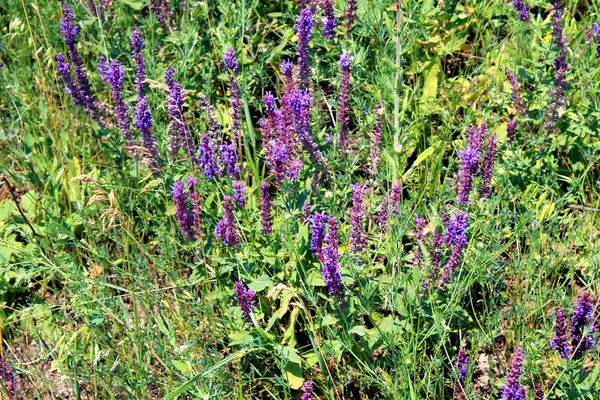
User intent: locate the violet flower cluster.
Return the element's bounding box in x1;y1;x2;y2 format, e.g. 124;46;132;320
456;123;496;204
232;180;246;207
300;379;315;400
322;216;343;299
57;4;100;118
413;214;427;268
215;196;240;247
171;178;202;240
345;0;357;36
500;346;526;400
165;67;195;161
234;280;255;322
223;49;242;149
390;183;402;216
552;293;598;360
454;348;469;399
593;23;600;59
512;0;530;23
296;8;314;91
0;358;16;400
438;211;468;289
310;211;327;261
260;181;273;235
151;0;172;28
544;0;569;134
349;184;367;253
99;59;135;151
322;0;337;40
337;52;352;152
507;119;518;143
377;196;389;231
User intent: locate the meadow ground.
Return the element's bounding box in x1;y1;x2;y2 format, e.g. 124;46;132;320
0;0;600;398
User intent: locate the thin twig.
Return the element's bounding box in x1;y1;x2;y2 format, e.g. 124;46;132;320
1;176;39;237
566;204;600;213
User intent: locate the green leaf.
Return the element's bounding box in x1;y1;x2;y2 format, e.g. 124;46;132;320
172;360;190;374
419;60;441;114
247;274;274;292
120;0;144;10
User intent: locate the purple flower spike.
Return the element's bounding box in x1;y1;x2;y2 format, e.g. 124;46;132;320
438;212;468;289
223;48;239;73
413;214;427;268
300;380;315;400
337;52;352;152
215;196;240;246
534;383;544;400
234;280;255;322
390;183;402;216
500;347;526;400
544;0;569;134
322;0;337;39
135;96;159;169
454;348;470;399
512;0;530;23
505;68;526;116
0;358;17;399
349;184;367;253
322;217;343;299
345;0;357;36
422;232;443;292
552;308;571;359
570;292;595;359
165;67;195;161
479;134;497;199
232;180;246;207
199;134;220;179
151;0;172;28
221;141;239;178
58;4;100;118
104;59;135;152
378;196;389;231
260;181;273;235
507;119;518;142
593;23;600;59
172;180;197;240
456;124;486;204
295;8;314;91
310;211;327;261
131;29;146;94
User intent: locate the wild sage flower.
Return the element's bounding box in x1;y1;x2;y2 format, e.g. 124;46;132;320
345;0;357;36
534;383;544;400
505;68;526;116
349;184;367;253
302;201;312;222
593;23;600;59
223;48;242;144
337;52;352;152
234;280;255;322
172;180;199;240
456;124;486;204
289;89;327;172
544;0;569;134
310;211;327;261
260;181;273;235
86;0;98;18
322;0;337;40
58;4;100;117
199;134;220;179
0;358;16;400
439;212;468;288
390;183;402;216
422;232;443;293
151;0;172;28
570;292;595;359
512;0;530;23
552;308;570;359
369;104;383;176
165;67;195;160
215;196;239;246
322;216;343;298
500;347;526;400
300;379;315;400
101;59;135;151
479;134;497;199
221;141;239;178
507;119;518;143
454;348;470;399
413;214;427;268
232;180;246;207
296;8;314;91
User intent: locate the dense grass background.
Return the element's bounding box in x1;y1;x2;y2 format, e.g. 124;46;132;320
0;0;599;398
